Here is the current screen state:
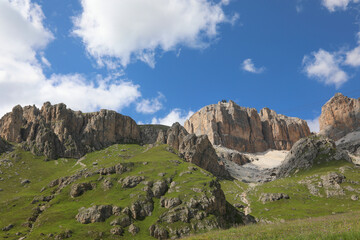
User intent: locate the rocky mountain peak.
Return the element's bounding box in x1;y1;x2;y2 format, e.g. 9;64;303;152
184;100;310;153
0;102;141;159
319;93;360;140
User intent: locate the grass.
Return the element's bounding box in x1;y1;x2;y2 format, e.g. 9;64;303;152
0;144;218;239
184;211;360;240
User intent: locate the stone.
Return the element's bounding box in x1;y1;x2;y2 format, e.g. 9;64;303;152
2;224;14;231
139;125;170;144
215;146;250;165
70;182;94;198
184;100;310;153
152;180;168;198
149;224;168;240
110;227;124;236
351;195;359;201
259;193;290;204
319;93;360;140
160;197;182;209
0;102;141;159
120;176;145;188
102;178;113;190
21;179;30;185
321;172;345;187
128;224;140;235
110;214;131;227
130;198;154;220
112;206;122;216
76;205;113;224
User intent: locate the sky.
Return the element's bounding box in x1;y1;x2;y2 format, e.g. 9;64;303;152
0;0;360;132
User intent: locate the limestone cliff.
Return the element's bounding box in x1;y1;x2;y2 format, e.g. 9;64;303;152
0;102;141;159
184;100;310;153
319;93;360;141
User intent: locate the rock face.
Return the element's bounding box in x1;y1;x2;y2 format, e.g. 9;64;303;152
0;102;141;159
184;100;310;153
319;93;360;141
140;125;169;144
157;123;229;178
277;136;350;178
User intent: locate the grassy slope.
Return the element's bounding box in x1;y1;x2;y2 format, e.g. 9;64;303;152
0;144;217;239
186;156;360;239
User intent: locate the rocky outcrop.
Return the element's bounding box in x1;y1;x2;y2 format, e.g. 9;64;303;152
319;93;360;141
258;193;289;204
140;125;169;144
214;146;250;165
184;100;310;153
76;205;113;224
0;102;141;159
157;123;229;178
277;136;350;178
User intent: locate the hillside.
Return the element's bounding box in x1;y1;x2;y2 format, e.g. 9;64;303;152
0;143;248;240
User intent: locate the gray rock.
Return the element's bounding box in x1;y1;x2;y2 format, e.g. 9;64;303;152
259;193;290;204
70;182;94;197
110;214;131;227
152;180;168;198
351;195;359;201
160;197;182;209
130;198;154;220
149;224;168;240
119;176;145;188
110;226;124;236
76;205;113;224
21;179;30;185
2;224;14;231
128;224;140;235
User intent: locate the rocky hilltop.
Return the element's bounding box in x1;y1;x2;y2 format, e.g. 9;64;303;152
0;102;141;159
319;93;360;140
184;100;310;153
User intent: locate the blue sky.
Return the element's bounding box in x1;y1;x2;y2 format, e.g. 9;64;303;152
0;0;360;132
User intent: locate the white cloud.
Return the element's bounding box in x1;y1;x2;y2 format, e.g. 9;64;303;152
136;92;165;114
242;58;265;74
152;109;194;126
0;0;142;118
306;116;320;133
73;0;234;68
321;0;359;12
303;49;348;88
345;46;360;67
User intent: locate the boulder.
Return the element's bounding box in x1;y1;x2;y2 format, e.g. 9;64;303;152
160;197;182;209
258;193;289;204
319;93;360;140
184;100;310;153
152;180;168;198
76;205;113;224
149;224;168;240
128;224;140;235
110;227;124;236
70;182;94;198
120;176;145;188
0;102;141;159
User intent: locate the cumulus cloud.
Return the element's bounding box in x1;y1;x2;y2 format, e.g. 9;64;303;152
302;49;348;88
0;0;142;117
306;116;320;133
73;0;234;68
321;0;359;12
152;109;194;126
345;46;360;67
136;92;165;114
242;58;265;74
